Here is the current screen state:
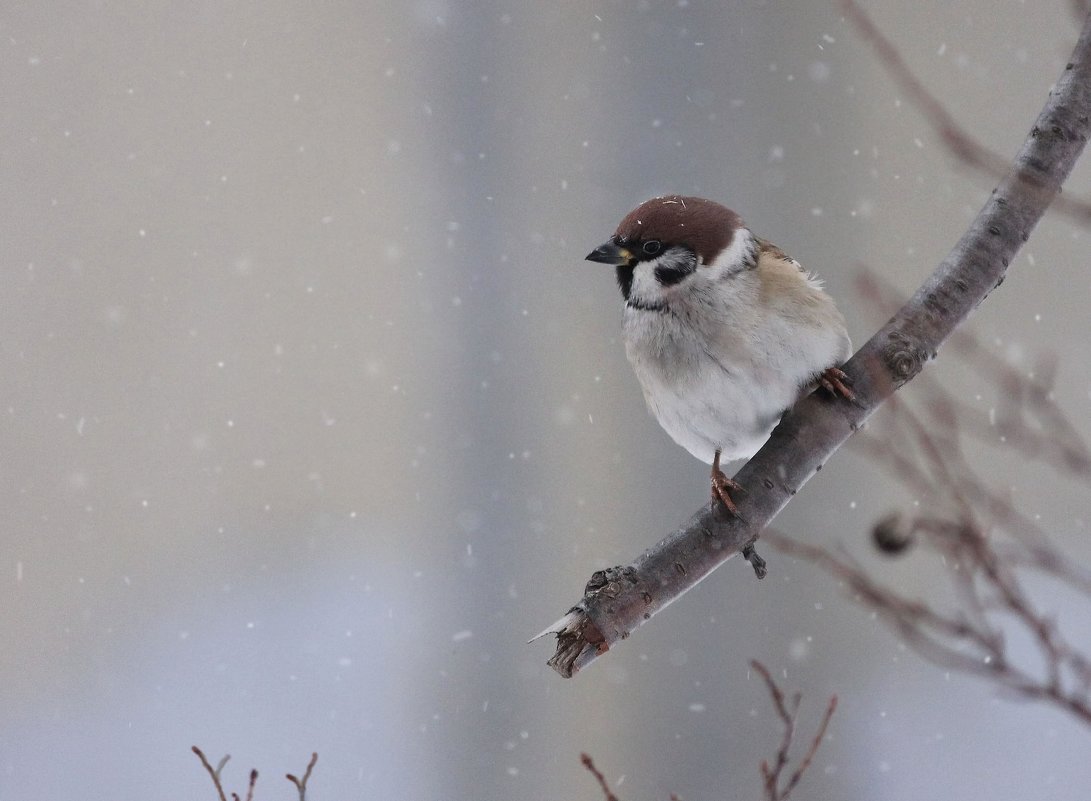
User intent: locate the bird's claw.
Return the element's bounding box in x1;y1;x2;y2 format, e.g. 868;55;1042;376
711;466;744;516
819;366;858;404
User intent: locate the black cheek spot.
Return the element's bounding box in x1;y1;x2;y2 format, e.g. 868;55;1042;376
655;265;690;287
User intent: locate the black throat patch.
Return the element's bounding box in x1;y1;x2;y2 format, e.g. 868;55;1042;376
615;264;635;299
625;297;669;313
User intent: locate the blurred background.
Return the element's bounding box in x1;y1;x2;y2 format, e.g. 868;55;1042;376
3;1;1091;798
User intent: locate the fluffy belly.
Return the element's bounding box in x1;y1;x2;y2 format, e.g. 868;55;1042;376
621;302;847;468
639;368;795;465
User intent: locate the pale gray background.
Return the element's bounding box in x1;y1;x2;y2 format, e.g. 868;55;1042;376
3;1;1091;799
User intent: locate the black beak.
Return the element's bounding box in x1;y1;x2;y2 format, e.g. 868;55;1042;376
585;241;634;266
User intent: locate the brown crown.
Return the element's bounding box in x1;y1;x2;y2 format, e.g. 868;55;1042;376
614;195;742;265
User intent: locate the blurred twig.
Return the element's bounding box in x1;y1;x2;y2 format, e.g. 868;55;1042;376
842;0;1091;224
767;524;1091;727
580;753;621;801
764;340;1091;727
580;666;835;801
751;661;838;801
855;269;1091;478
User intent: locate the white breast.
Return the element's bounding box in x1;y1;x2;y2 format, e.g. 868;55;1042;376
621;262;849;466
624;311;796;464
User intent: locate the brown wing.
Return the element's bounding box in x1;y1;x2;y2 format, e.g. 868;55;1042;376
755;237;804;272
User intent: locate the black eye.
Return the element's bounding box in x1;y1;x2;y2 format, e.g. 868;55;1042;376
643;240;662;255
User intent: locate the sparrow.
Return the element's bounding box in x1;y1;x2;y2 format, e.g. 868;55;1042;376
586;195;853;515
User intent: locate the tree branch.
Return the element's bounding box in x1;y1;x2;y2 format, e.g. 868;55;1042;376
540;10;1091;677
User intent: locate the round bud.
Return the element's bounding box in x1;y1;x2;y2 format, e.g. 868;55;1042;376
873;512;915;555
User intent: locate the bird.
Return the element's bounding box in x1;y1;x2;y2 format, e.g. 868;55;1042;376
585;195;853;515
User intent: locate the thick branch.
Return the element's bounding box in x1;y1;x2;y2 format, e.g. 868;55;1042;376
542;11;1091;677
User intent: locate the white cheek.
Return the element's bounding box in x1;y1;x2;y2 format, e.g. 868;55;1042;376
707;227;754;277
629;260;662;298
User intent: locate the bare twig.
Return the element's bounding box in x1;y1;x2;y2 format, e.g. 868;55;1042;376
842;0;1091;223
243;770;257;801
751;660;838;801
580;666;835;801
541;10;1091;677
764;368;1091;726
286;752;319;801
193;747;319;800
581;753;621;801
767;525;1091;728
870;387;1091;720
191;746;230;801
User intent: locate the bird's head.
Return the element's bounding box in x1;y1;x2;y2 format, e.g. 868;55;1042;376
586;195;754;312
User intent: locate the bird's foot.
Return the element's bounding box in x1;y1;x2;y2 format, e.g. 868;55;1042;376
711;464;744;516
819;366;856;403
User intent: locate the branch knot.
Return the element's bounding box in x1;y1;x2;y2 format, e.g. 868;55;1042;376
584;565;637;596
883;332;929;386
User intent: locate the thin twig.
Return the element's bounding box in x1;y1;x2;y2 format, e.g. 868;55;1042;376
580;753;621;801
784;696;838;799
191;746;229;801
752;661;799;799
855;269;1091;477
194;747;319;801
751;660;838;801
286;752;319;801
841;0;1091;223
765;522;1091;728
